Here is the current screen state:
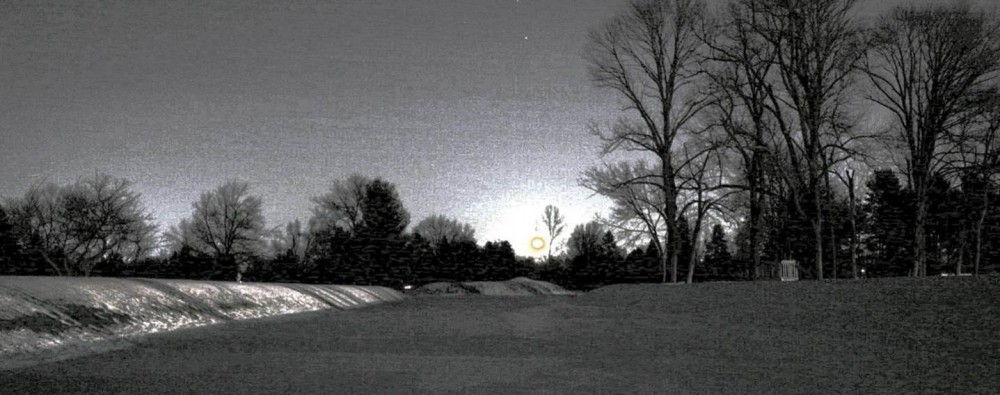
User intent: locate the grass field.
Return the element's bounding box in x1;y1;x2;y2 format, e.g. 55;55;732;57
1;276;997;394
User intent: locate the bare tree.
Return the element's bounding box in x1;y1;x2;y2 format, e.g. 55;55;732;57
676;142;737;283
731;0;865;280
413;214;476;247
180;180;266;264
864;3;1000;276
584;0;710;283
581;161;669;277
264;218;313;263
310;174;371;235
702;0;780;279
6;174;157;276
950;90;1000;276
832;165;861;279
541;205;566;259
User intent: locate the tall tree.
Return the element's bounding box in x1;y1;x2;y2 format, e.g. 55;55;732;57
703;0;780;280
6;174;157;276
583;0;710;283
861;170;911;277
541;205;566;259
748;0;865;280
310;174;371;235
702;223;733;281
833;167;861;279
953;91;1000;275
864;3;1000;276
358;178;410;239
171;180;266;279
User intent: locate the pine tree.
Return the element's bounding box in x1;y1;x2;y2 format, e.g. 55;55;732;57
703;224;733;281
597;230;621;284
862;170;912;277
358;178;410;239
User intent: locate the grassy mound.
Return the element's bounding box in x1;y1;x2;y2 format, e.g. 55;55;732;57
413;277;575;296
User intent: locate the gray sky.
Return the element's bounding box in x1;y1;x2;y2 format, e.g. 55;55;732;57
3;0;993;256
0;0;626;255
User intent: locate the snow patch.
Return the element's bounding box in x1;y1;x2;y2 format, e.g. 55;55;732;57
0;276;405;367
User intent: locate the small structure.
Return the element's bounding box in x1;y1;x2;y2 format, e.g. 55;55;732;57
757;259;799;281
779;260;799;281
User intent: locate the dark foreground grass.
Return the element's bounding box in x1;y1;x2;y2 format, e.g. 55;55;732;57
1;276;996;394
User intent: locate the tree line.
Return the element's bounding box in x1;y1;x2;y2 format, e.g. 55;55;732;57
580;0;1000;282
0;174;536;288
0;171;749;290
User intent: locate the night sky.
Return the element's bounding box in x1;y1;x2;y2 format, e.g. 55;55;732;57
0;0;627;256
1;0;988;256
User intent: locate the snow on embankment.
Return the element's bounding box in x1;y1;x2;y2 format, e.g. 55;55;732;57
412;277;575;296
0;276;405;360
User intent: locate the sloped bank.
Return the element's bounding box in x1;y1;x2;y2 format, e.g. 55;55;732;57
0;276;405;366
411;277;575;296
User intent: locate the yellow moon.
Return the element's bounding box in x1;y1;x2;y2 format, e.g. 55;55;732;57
529;236;546;253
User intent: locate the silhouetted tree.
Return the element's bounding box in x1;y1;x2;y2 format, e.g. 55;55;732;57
168;180;265;280
541;205;566;259
413;214;476;248
702;224;733;281
864;3;1000;276
583;0;710;283
5;173;158;276
749;0;865;280
310;174;371;235
861;170;912;277
358;178;410;239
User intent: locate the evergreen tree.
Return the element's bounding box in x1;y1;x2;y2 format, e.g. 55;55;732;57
926;174;965;275
566;221;607;289
358;178;410;239
596;230;622;285
861;170;912;277
638;240;662;282
702;224;733;281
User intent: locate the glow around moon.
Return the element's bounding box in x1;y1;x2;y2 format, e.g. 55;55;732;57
529;236;546;253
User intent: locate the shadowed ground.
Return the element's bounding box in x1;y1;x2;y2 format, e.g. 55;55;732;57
1;277;997;394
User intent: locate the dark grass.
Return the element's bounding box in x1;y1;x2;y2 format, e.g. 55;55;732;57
0;276;996;394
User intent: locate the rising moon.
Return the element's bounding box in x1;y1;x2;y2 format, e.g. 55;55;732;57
529;236;546;253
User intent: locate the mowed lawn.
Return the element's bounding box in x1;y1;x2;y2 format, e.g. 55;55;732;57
1;276;997;394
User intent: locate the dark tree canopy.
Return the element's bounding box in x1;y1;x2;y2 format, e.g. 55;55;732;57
358;178;410;239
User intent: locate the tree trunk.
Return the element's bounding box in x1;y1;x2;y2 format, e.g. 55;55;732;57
686;210;706;284
957;232;965;276
39;250;64;277
663;157;680;283
813;184;825;280
749;169;762;281
848;173;858;279
831;230;838;279
973;189;988;276
914;181;929;277
660;239;669;283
